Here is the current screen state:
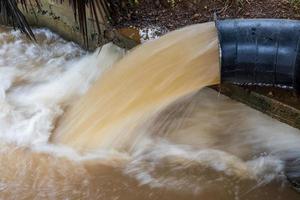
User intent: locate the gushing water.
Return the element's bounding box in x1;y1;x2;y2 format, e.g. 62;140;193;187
53;22;220;152
0;23;299;199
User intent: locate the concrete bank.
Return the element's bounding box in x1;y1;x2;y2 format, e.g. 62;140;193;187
19;0;138;50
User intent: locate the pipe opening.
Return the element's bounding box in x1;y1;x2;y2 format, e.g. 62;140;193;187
216;19;300;92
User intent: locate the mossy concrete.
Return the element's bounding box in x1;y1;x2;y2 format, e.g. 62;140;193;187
19;0;138;50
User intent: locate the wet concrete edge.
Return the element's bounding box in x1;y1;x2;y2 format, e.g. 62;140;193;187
214;84;300;129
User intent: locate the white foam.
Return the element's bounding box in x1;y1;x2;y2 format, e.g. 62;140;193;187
0;28;125;146
125;138;286;193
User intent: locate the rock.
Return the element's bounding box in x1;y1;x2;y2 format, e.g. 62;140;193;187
191;13;200;20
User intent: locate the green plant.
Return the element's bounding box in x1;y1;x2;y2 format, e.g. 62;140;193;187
290;0;300;6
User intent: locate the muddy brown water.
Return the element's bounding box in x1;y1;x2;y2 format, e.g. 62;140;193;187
0;23;299;199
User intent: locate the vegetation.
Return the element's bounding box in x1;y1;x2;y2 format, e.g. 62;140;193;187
0;0;131;46
0;0;36;40
290;0;300;7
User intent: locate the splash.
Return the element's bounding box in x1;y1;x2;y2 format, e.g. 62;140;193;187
0;27;124;146
0;23;300;199
53;22;220;152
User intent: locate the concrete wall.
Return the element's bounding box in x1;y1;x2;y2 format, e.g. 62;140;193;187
20;0;138;50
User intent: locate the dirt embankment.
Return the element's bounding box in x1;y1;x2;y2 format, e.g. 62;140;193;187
116;0;300;30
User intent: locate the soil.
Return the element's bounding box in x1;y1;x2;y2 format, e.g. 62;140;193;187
116;0;300;31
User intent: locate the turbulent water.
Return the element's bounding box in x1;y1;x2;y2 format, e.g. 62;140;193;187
0;23;300;199
53;22;220;152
